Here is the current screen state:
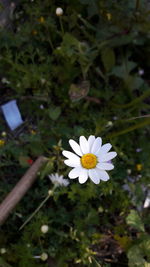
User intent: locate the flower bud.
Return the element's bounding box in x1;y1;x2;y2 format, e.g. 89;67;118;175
48;190;53;196
0;248;6;254
41;225;49;234
1;131;7;137
38;16;45;23
40;252;48;261
138;69;144;76
56;7;63;16
127;169;131;175
106;121;113;127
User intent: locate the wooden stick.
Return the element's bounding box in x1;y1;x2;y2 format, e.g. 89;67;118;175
0;156;48;226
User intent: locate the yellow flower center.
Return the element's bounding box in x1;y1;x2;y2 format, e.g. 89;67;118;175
81;153;97;169
136;164;142;171
0;140;5;146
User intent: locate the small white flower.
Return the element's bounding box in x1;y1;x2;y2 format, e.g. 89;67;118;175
40;104;44;109
136;148;142;153
113;116;118;120
127;169;131;175
40;78;46;85
33;253;48;261
40;252;48;261
56;46;61;50
56;7;63;16
48;173;69;187
41;225;49;234
138;69;144;76
106;121;113;127
143;191;150;208
0;248;6;254
10;2;15;8
1;77;10;84
48;189;53;196
1;131;7;137
62;135;117;184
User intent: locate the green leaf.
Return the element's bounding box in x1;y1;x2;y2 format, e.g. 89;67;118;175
79;0;98;16
114;234;131;250
127;237;150;267
30;141;44;156
141;238;150;260
128;245;146;267
110;34;134;47
126;210;145;232
101;47;115;72
0;257;12;267
49;106;61;120
125;75;144;90
111;61;137;78
40;160;54;179
63;33;79;47
111;89;150;109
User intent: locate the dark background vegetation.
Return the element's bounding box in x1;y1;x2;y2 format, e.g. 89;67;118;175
0;0;150;266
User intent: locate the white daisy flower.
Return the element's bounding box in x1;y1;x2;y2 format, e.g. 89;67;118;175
62;135;117;184
48;173;69;187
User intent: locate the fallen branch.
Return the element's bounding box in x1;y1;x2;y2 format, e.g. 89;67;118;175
0;155;48;226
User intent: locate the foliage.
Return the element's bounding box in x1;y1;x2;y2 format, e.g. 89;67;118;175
0;0;150;266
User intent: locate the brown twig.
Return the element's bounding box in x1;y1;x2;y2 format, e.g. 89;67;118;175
0;155;48;226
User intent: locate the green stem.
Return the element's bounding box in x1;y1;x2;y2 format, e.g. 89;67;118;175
59;17;64;35
135;0;140;10
126;114;150;121
107;118;150;138
46;27;54;51
19;192;52;230
91;256;102;266
111;89;150;109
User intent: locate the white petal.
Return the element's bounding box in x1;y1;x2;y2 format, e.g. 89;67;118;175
69;139;83;156
68;167;82;179
88;169;100;184
62;150;80;161
78;168;88;184
96;143;112;155
91;137;102;154
96;162;114;170
64;158;80;167
95;169;110;181
79;136;89;154
88;135;95;152
100;152;117;162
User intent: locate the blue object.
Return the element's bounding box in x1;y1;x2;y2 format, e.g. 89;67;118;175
1;100;23;130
